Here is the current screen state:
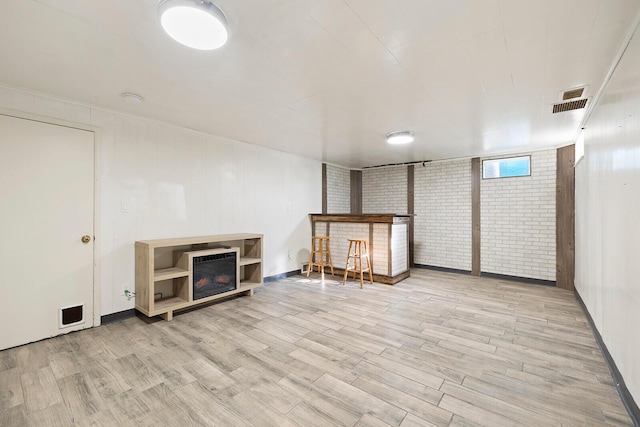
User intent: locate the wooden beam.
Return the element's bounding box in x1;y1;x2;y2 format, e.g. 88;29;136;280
556;145;575;290
407;165;415;267
322;163;327;214
471;158;481;276
350;170;362;214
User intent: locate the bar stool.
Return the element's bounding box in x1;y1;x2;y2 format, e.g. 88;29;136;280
343;239;373;288
307;236;334;280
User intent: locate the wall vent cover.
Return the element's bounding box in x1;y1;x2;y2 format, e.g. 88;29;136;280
552;98;588;114
562;87;585;100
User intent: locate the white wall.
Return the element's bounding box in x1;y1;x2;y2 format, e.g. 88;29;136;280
414;159;472;270
576;27;640;402
0;85;322;316
362;166;408;214
481;150;556;281
326;164;350;213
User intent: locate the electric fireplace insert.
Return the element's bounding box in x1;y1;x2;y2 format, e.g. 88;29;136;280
191;248;238;300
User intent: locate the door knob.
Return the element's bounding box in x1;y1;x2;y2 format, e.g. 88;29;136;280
81;235;91;243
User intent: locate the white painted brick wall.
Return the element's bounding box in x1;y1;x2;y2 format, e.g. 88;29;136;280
330;223;370;273
414;159;472;270
362;166;408;214
317;222;408;278
326;164;351;213
391;224;408;276
481;150;556;281
313;222;328;237
372;224;388;276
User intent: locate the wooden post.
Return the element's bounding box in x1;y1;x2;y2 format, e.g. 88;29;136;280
556;145;575;290
471;158;481;276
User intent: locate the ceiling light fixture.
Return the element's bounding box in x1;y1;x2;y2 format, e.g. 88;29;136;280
386;131;414;145
158;0;228;50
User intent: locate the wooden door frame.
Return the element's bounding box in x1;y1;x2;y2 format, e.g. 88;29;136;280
0;107;102;327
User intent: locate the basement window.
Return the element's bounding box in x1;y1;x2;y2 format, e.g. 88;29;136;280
482;156;531;179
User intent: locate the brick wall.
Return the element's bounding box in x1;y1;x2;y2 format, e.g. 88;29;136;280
372;224;389;276
326;164;351;213
480;150;556;281
316;222;408;278
330;222;370;272
331;151;557;281
391;224;408;276
362;166;408;214
414;159;472;270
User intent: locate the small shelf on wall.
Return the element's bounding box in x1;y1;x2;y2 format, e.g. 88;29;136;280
135;233;263;321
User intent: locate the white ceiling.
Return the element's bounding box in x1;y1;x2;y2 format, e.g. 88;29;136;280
1;0;639;168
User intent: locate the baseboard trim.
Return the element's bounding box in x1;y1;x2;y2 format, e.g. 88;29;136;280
413;264;557;286
100;273;295;324
413;264;471;276
100;309;136;325
575;291;640;426
264;270;300;283
480;272;556;287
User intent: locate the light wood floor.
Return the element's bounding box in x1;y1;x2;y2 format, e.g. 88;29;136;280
0;269;634;426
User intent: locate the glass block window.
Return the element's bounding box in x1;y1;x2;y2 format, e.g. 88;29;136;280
482;156;531;179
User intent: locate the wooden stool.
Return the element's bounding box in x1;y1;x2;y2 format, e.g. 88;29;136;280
307;236;334;280
343;239;373;288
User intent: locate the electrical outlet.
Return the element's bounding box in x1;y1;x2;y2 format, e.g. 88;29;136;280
123;282;130;296
287;250;292;260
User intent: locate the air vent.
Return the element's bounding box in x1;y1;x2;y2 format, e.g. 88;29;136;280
552;98;588;114
562;87;585;100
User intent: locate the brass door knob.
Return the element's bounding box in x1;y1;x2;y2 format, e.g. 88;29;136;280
81;235;91;243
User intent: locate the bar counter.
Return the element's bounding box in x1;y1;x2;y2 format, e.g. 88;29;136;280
309;214;411;284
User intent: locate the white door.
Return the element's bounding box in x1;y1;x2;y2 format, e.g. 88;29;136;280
0;114;95;350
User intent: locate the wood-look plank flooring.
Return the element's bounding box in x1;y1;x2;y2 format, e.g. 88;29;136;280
0;269;634;426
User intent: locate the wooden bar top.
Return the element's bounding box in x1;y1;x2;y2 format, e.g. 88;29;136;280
309;213;411;224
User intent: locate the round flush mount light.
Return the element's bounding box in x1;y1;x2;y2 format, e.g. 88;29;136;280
158;0;228;50
386;131;414;145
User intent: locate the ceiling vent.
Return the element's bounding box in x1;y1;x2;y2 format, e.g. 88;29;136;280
552;98;588;114
562;87;585;100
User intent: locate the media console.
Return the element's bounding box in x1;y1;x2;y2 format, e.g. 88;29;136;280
135;233;263;320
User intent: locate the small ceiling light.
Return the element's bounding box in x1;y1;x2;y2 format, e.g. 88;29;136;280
386;131;414;145
158;0;228;50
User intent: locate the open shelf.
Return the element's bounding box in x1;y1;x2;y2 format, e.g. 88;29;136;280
154;267;189;281
239;257;261;266
135;233;263;321
153;296;189;312
239;281;261;289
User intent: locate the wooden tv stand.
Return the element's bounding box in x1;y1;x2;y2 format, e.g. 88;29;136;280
135;233;263;320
